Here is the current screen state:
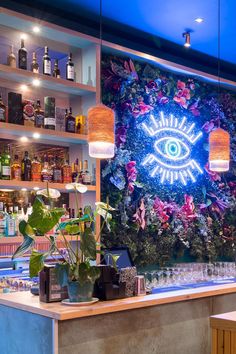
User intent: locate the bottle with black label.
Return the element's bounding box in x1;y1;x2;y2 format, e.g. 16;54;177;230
52;59;60;78
53;157;62;183
65;107;75;133
34;100;44;128
21;151;32;181
1;146;11;180
66;53;74;81
31;52;39;73
0;94;6;122
7;45;16;68
44;97;56;130
43;46;51;76
18;39;27;70
41;155;53;182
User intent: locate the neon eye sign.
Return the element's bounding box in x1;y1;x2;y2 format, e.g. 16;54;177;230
142;112;203;185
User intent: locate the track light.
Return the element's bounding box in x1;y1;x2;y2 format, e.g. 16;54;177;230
183;32;191;48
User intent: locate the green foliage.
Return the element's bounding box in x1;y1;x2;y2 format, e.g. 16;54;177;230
29;250;45;278
80;227;97;260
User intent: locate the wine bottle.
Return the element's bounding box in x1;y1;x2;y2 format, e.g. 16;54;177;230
43;46;51;76
31;51;39;73
34;99;44;128
66;53;74;81
65;107;75;133
44;97;56;130
18;39;27;70
7;45;16;68
1;146;11;180
0;94;6;122
21;151;32;181
52;59;60;78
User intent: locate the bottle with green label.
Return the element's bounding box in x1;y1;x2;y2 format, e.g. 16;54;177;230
1;146;11;180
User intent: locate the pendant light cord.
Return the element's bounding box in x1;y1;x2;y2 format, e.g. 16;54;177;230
217;0;221;127
99;0;102;103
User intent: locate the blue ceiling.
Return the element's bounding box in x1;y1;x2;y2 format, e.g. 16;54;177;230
33;0;235;65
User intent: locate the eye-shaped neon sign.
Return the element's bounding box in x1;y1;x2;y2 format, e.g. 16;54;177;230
141;112;203;185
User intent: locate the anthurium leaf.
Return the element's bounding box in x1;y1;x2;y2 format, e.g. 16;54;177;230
28;197;64;234
29;250;45;278
57;216;91;231
65;224;80;235
80;227;96;260
88;266;100;282
12;235;35;259
78;262;89;284
55;263;69;287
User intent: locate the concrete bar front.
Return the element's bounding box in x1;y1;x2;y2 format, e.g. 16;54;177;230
1;284;236;354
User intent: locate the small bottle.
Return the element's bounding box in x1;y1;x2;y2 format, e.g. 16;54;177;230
82;160;91;185
0;203;6;237
66;53;74;81
6;210;16;237
62;160;72;183
1;146;11;180
21;151;32;181
7;45;16;68
31;156;42;182
65;107;75;133
11;155;21;181
43;46;51;76
0;94;6;122
41;155;53;182
71;162;78;182
53;157;62;183
34;99;44;128
52;59;60;78
75;115;81;134
18;38;27;70
78;160;83;183
31;51;39;73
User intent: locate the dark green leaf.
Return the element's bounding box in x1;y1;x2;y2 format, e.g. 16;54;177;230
65;224;80;235
29;250;45;277
55;263;69;287
80;227;96;260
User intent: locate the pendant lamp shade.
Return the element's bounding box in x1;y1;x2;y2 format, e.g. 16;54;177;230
209;128;230;172
88;104;115;159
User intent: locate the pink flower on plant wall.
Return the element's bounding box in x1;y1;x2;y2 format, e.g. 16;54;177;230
157;91;169;104
174;80;191;109
153;197;169;223
132;97;153;118
181;195;196;219
125;161;137;194
116;126;128;147
133;199;146;229
202;120;215;133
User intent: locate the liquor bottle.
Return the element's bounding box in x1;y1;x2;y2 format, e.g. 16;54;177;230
18;38;27;70
75;115;81;134
78;160;83;183
7;45;16;68
21;151;32;181
66;53;74;81
44;97;56;130
52;59;60;78
82;160;91;185
11;155;21;181
34;99;44;128
65;107;75;133
62;160;72;183
0;203;6;237
43;46;51;76
6;210;16;237
71;162;78;182
31;51;39;73
31;156;42;182
53;157;62;183
41;155;53;182
0;94;6;122
1;146;11;180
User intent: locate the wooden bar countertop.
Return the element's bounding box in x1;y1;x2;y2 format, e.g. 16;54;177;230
0;283;236;321
211;310;236;331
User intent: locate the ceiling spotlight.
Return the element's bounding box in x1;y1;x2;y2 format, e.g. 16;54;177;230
20;33;28;40
33;132;41;139
20;84;28;91
32;26;40;33
183;32;191;48
20;136;29;142
195;17;204;23
32;78;41;87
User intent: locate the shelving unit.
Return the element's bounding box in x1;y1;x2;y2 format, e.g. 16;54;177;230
0;7;101;256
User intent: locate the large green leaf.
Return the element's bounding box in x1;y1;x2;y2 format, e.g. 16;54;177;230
29;250;45;277
55;263;69;287
57;215;91;231
80;227;96;260
78;262;100;284
28;197;65;234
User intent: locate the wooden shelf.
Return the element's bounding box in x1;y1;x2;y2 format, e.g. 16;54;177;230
0;180;96;193
0;64;96;96
0;122;88;146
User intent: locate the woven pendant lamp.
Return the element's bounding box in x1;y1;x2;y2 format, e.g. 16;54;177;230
88;104;115;158
209;128;230;172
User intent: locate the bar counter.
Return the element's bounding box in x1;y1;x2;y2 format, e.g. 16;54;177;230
1;284;236;354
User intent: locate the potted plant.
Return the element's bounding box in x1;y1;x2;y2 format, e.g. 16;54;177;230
12;183;115;303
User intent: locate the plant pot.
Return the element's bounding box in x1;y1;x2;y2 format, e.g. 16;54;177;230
67;280;94;303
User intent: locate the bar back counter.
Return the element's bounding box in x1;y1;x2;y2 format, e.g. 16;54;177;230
1;284;236;354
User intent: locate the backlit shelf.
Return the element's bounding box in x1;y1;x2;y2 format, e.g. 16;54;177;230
0;235;79;244
0;180;96;193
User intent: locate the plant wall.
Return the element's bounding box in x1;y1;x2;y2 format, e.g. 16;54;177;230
101;53;236;267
